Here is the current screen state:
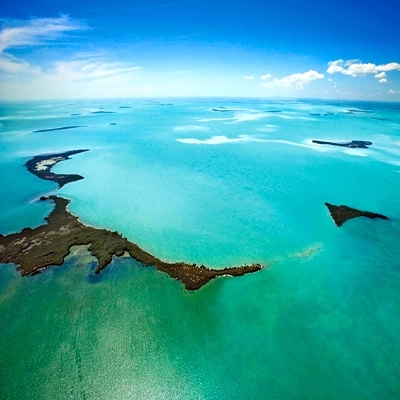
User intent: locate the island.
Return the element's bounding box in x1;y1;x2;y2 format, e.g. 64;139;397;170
312;140;372;148
33;126;85;133
325;202;389;227
25;149;89;188
0;150;262;290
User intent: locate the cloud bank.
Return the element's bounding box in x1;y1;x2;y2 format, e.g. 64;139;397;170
327;59;400;83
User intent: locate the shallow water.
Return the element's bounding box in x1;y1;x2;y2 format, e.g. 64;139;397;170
1;98;399;399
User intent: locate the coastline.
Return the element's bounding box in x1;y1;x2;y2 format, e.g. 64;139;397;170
1;150;262;290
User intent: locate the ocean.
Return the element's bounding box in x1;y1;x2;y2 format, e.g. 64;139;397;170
0;98;399;399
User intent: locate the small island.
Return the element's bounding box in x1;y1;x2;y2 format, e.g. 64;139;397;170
25;149;89;188
312;140;372;148
33;126;85;133
0;150;262;290
325;202;389;227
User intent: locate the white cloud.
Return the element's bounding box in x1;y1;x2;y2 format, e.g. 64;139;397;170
327;59;400;82
263;70;324;89
375;72;387;79
243;75;254;80
0;16;86;53
326;59;345;74
0;52;38;74
261;74;271;80
0;17;145;99
0;16;87;74
53;59;141;82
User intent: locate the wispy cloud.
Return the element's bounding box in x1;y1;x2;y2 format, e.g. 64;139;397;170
0;16;87;74
0;16;86;53
263;70;324;89
243;75;254;80
0;52;38;74
260;74;271;80
327;59;400;83
53;58;141;82
0;17;144;99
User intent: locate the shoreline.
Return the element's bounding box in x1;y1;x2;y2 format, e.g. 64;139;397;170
1;150;262;290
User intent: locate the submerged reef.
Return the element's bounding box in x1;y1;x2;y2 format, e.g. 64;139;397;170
312;140;372;148
0;150;261;290
325;203;389;227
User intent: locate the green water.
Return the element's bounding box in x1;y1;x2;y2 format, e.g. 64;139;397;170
1;99;400;399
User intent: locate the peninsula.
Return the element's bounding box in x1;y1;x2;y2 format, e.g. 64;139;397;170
0;150;262;290
325;202;389;227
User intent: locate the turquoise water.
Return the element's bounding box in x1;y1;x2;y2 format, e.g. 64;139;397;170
1;98;400;399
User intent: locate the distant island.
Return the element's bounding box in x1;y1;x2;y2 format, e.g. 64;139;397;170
33;126;85;133
312;140;372;148
325;202;389;227
0;150;262;290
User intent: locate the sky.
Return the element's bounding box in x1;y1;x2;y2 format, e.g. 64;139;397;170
0;0;400;100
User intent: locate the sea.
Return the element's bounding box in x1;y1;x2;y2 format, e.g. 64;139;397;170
0;98;399;399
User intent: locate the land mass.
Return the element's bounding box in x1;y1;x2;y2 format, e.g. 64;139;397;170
1;150;262;290
312;140;372;148
325;202;389;227
25;149;89;188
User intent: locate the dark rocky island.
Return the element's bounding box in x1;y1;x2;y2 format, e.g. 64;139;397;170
33;126;85;133
325;202;389;227
25;149;89;188
1;150;262;290
312;140;372;148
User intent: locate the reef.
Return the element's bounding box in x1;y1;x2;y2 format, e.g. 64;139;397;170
312;140;372;149
25;149;89;188
325;203;389;227
1;150;262;290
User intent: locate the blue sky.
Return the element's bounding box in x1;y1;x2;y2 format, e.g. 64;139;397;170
1;0;399;100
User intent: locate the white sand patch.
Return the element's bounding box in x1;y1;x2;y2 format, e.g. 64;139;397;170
173;125;210;132
34;157;63;171
176;135;266;145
